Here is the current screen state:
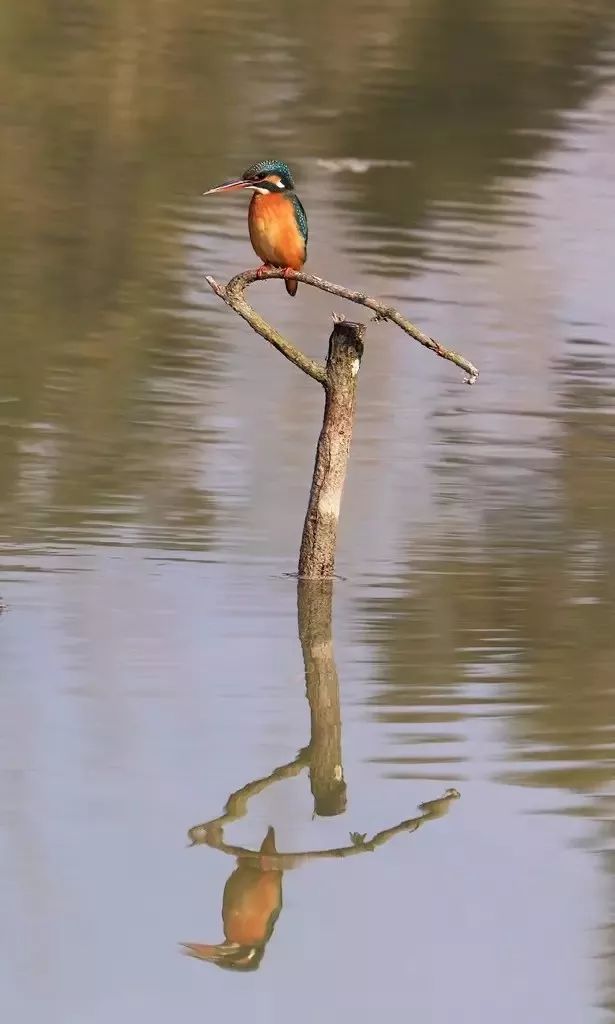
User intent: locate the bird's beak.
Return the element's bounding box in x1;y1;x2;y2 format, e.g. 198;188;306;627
202;177;253;196
181;942;243;963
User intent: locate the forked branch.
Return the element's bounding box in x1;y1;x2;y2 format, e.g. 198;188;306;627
205;267;479;385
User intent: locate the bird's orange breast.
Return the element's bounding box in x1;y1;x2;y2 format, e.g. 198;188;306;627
222;866;282;945
248;193;306;270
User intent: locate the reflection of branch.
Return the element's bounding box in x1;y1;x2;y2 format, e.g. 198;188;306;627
187;754;308;847
298;580;346;815
187;576;460;867
205;268;479;385
188;789;460;869
187;576;347;840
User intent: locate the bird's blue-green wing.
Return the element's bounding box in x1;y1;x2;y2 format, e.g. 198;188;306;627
291;193;308;248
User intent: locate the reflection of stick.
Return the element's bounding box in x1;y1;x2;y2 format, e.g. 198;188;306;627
188;790;460;870
298;580;346;816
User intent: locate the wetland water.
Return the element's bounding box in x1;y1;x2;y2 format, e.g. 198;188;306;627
1;1;615;1020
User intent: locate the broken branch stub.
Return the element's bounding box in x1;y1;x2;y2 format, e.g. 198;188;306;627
298;320;365;580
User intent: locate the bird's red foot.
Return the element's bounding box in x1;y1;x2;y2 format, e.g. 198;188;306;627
282;267;297;280
255;263;274;278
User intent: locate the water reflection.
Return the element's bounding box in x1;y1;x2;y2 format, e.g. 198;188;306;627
185;582;460;970
362;333;615;796
182;826;282;971
298;581;346;816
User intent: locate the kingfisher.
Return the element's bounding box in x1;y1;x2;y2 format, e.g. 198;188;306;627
203;159;308;296
181;826;283;971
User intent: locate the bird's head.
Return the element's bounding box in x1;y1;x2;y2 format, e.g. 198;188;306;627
181;941;267;971
203;159;295;197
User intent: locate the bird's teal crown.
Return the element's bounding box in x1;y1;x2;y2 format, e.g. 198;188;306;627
242;159;295;190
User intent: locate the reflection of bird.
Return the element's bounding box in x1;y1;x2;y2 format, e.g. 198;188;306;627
181;826;282;972
203;160;308;296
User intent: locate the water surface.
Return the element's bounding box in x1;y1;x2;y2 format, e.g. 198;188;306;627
1;1;615;1021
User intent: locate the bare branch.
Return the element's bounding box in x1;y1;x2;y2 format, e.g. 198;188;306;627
204;274;326;384
205;267;479;385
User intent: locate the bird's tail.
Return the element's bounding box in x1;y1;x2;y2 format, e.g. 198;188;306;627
260;826;277;855
285;277;298;297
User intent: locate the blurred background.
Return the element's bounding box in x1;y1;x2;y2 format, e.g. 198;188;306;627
1;0;615;1021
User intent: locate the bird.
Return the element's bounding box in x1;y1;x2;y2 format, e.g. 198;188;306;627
180;826;283;971
203;159;308;296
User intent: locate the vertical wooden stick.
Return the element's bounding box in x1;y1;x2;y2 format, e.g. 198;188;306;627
298;320;365;580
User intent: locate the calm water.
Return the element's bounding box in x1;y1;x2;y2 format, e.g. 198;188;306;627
2;1;615;1020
